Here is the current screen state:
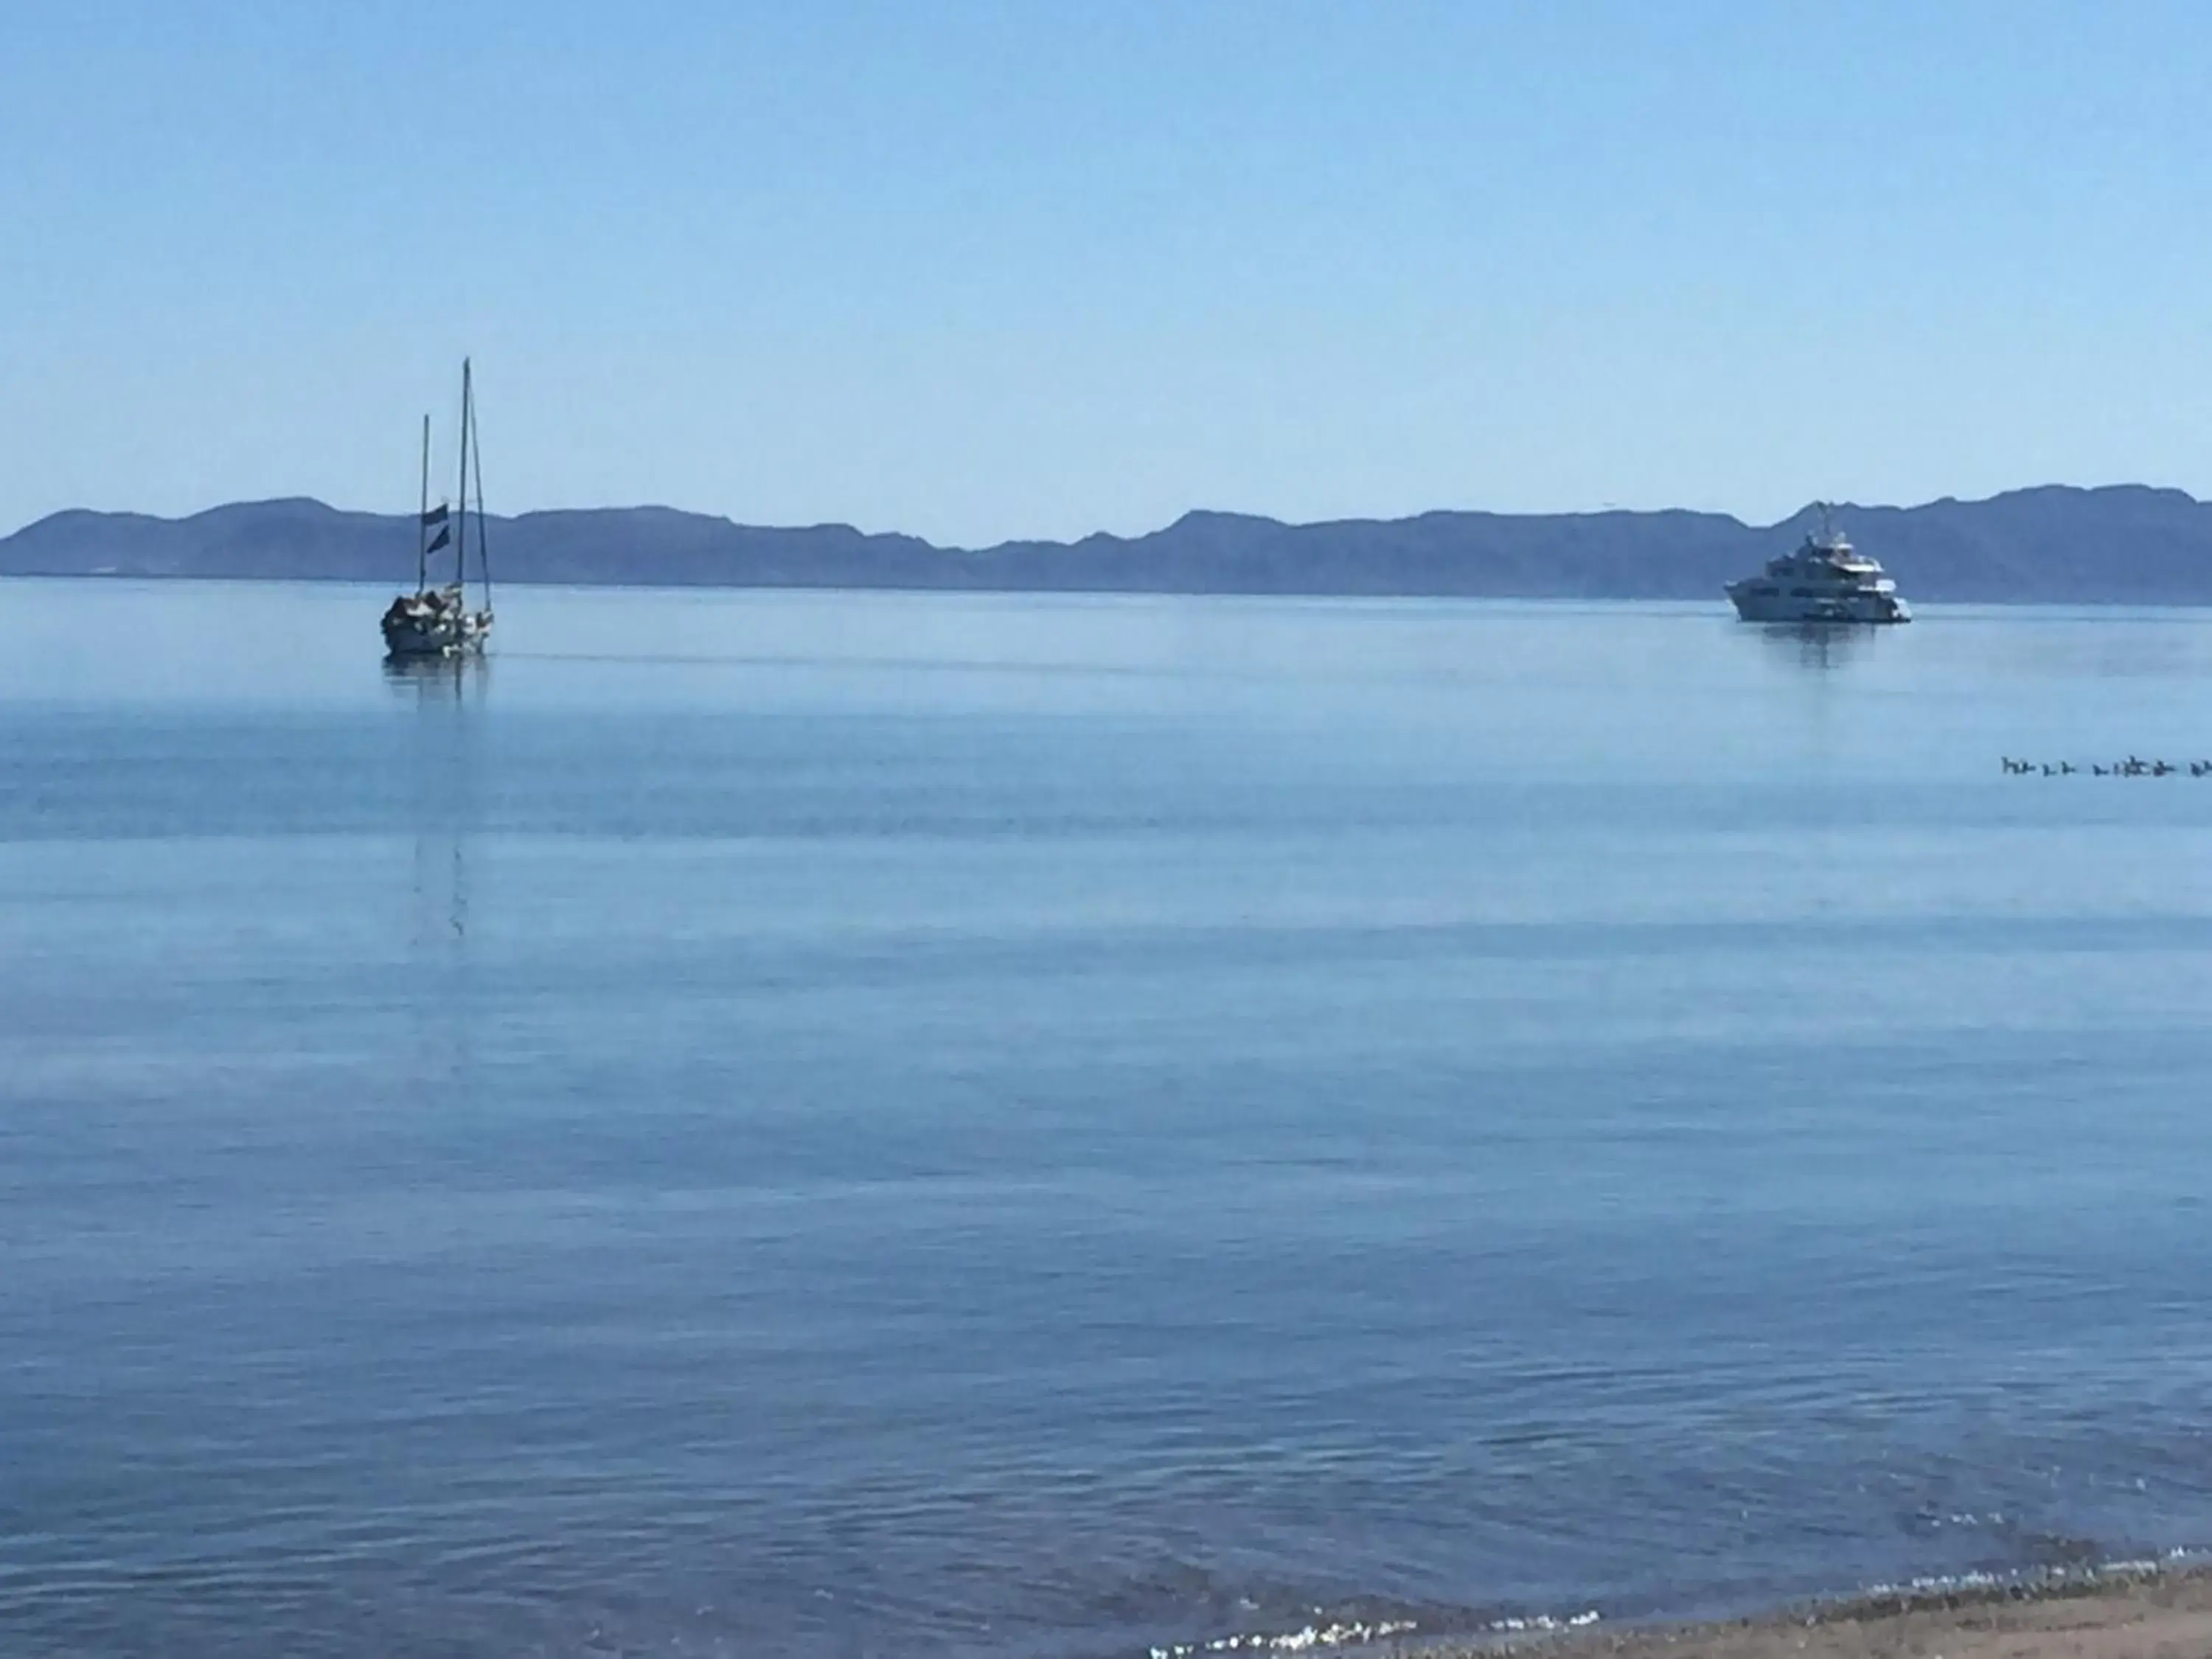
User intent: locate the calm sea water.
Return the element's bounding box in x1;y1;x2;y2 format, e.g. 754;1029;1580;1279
5;579;2212;1659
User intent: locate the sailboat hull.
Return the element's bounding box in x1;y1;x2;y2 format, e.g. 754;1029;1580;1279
381;591;492;658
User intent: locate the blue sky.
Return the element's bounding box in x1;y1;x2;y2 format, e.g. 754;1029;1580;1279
5;0;2211;543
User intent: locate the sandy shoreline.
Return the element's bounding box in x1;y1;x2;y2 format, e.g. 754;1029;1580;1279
1411;1564;2212;1659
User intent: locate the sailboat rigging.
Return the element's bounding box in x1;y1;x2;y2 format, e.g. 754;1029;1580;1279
381;359;495;657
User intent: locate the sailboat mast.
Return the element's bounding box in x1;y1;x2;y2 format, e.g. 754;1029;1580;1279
455;359;471;591
417;414;431;592
466;377;492;610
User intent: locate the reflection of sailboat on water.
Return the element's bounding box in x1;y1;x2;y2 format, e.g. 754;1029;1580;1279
392;647;483;1091
382;652;493;694
382;359;495;658
390;652;483;945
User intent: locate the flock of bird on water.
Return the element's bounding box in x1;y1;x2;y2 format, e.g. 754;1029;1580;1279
2001;757;2212;777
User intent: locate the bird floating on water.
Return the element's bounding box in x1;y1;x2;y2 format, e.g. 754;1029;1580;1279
2003;757;2211;777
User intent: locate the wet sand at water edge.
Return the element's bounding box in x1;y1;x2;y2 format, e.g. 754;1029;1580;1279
1431;1568;2212;1659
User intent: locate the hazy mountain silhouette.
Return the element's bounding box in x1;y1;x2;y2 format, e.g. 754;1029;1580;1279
6;484;2211;603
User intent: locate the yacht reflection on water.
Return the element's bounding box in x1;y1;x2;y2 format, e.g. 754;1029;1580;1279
1755;619;1886;670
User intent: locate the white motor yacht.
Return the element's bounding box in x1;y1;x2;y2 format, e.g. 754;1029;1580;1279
1727;507;1910;624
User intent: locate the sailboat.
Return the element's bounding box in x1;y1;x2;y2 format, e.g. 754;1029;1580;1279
382;359;495;658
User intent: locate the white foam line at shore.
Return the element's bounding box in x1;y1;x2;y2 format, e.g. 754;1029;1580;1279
1149;1609;1600;1659
1859;1545;2202;1602
1145;1548;2212;1659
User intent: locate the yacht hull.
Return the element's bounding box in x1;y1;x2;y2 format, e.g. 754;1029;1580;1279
1727;587;1910;625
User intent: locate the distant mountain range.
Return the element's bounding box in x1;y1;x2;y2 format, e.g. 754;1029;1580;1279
6;484;2212;604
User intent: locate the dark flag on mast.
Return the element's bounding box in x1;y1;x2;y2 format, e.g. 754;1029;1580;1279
425;524;451;554
422;503;449;527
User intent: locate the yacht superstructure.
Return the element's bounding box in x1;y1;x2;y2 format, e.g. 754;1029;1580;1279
1726;507;1910;624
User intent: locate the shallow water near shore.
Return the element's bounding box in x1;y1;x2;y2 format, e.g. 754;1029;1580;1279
5;580;2212;1659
